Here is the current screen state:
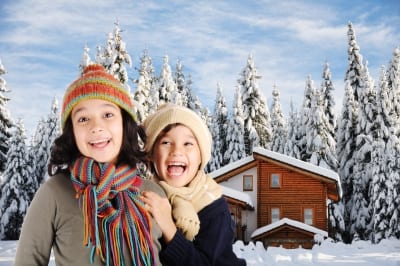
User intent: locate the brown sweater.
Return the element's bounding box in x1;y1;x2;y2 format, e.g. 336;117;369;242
14;173;164;266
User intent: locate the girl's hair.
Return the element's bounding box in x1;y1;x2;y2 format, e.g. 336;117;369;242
48;109;147;175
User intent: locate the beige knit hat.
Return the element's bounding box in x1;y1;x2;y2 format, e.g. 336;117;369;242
143;103;212;170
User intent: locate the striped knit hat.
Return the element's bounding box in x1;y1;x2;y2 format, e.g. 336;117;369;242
61;64;136;128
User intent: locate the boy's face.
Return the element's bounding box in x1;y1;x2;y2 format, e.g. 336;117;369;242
71;99;123;164
153;125;201;187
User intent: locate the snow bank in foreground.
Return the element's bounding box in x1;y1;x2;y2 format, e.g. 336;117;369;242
1;238;400;265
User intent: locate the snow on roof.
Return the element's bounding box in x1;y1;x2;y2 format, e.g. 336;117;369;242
252;147;342;198
220;185;254;207
209;155;254;178
251;217;328;238
253;147;339;182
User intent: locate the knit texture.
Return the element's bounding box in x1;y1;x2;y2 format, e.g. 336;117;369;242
70;157;154;266
159;171;222;240
143;103;212;171
61;64;136;128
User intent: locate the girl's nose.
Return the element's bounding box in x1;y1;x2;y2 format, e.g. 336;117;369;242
91;119;104;133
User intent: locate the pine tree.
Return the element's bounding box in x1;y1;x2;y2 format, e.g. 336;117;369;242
284;100;301;159
0;120;32;240
345;22;364;102
239;54;271;154
224;87;246;164
336;81;358;243
132;50;156;123
209;83;229;171
320;61;337;139
95;22;132;91
174;60;190;107
306;89;338;170
0;60;13;173
270;84;287;154
371;66;392;243
79;44;92;74
158;55;178;104
298;75;315;162
387;47;400;136
350;62;376;241
30;98;61;185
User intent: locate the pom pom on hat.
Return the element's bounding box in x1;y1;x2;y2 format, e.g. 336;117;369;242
61;64;136;128
143;103;212;171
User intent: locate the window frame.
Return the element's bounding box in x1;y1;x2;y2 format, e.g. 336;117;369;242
270;173;281;188
243;175;253;191
270;207;281;223
303;207;314;225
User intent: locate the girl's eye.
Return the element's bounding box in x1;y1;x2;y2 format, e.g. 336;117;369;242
184;142;194;147
77;117;89;123
104;112;114;118
161;140;171;145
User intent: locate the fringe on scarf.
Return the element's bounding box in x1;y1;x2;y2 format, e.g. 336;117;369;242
70;157;155;266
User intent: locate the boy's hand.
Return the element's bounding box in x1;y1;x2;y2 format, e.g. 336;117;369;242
141;191;177;243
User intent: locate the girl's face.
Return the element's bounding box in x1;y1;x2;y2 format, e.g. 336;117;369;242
152;125;201;187
71;99;123;164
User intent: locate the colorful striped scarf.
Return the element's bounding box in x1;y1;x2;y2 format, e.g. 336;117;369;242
70;157;154;266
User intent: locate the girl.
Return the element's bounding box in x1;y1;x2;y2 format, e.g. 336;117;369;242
15;65;163;266
141;103;246;265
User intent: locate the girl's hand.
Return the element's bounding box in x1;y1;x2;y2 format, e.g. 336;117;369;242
141;191;177;243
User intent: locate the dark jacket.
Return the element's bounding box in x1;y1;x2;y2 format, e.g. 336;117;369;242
159;197;246;265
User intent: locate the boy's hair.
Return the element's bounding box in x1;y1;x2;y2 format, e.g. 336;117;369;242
48;109;146;175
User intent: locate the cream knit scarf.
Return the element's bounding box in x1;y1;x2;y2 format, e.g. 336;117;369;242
159;171;222;240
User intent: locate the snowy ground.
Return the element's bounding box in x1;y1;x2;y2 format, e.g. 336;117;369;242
1;238;399;265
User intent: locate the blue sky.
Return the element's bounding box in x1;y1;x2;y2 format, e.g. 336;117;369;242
0;0;399;137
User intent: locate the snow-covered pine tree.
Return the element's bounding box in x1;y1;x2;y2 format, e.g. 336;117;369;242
185;74;208;122
224;87;246;164
158;55;178;105
386;47;400;136
79;44;92;74
384;51;400;239
174;60;190;107
0;119;32;240
345;22;364;102
350;61;376;241
270;84;287;154
371;66;393;243
320;61;337;139
298;75;315;162
336;81;358;243
30;97;61;185
95;22;132;91
208;83;229;171
284;100;302;159
306;89;338;170
0;60;13;173
239;54;271;155
132;49;156;123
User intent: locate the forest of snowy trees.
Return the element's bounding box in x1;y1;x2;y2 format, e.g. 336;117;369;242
0;22;399;246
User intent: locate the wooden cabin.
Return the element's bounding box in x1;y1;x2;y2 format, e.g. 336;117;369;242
210;147;341;249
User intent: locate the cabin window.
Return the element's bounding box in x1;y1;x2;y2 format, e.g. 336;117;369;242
304;208;314;225
271;207;280;223
270;173;281;188
243;175;253;191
